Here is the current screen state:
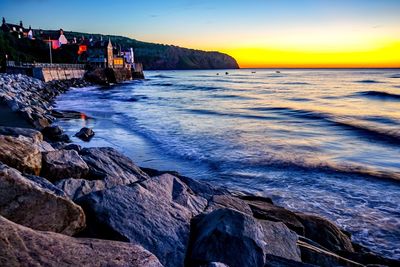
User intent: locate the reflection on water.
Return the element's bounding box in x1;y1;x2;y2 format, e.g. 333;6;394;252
55;69;400;259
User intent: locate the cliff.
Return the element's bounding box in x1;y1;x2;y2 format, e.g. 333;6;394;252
0;30;239;70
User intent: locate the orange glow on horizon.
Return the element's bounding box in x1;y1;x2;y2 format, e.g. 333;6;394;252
219;41;400;69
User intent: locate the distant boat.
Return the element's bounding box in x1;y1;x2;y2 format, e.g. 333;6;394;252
216;73;219;75
276;71;281;73
225;72;229;75
251;71;256;74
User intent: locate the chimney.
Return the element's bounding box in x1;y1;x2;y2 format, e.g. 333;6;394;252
20;20;23;27
2;17;5;25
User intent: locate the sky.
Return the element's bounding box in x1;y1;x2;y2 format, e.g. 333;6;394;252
1;0;400;68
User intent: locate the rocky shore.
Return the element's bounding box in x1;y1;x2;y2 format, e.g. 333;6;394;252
0;73;398;267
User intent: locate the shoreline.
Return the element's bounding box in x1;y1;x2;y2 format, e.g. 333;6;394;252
0;73;399;266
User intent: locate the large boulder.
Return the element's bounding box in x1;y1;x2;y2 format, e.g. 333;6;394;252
0;215;163;267
41;149;89;181
52;147;150;199
77;174;202;267
0;126;43;143
297;239;361;267
265;254;317;267
141;167;229;199
0;135;42;175
145;173;208;216
0;163;85;235
41;125;70;142
242;196;305;235
205;194;253;215
186;208;301;267
296;213;354;253
0;126;53;153
79;147;149;183
55;178;107;200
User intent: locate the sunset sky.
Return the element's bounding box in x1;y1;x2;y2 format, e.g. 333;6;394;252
1;0;399;68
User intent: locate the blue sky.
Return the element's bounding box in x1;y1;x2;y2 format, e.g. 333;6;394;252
1;0;400;67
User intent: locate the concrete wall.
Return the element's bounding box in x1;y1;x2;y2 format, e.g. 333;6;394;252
40;68;86;82
7;66;86;82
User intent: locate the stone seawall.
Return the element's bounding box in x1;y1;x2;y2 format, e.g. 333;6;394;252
0;73;399;267
7;66;86;82
39;67;86;82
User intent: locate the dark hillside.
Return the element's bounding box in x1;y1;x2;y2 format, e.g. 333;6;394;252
0;29;239;70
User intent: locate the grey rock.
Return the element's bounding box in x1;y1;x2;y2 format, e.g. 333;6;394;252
24;174;67;197
264;254;317;267
0;126;43;143
207;263;230;267
0;215;163;267
41;149;89;181
295;213;354;253
77;174;197;267
243;197;305;236
62;143;82;152
41;125;70;142
75;127;95;141
144;173;208;216
55;148;157;200
187;208;301;267
55;178;106;200
141;167;228;200
0;135;42;175
298;240;360;267
205;194;253;215
80;147;149;183
0;163;85;235
36;140;55;152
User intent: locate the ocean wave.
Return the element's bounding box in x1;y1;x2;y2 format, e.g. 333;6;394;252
210;94;258;100
287;97;311;102
151;82;174;87
176;84;227;92
152;74;174;79
279;82;311;85
354;91;400;100
216;151;400;183
363;116;399;125
187;108;278;121
333;119;400;145
355;80;383;83
249;106;400;145
389;74;400;79
102;95;149;102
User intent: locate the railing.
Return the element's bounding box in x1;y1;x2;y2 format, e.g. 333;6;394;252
6;61;85;69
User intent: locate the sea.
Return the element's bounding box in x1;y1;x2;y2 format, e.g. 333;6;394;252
54;69;400;259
